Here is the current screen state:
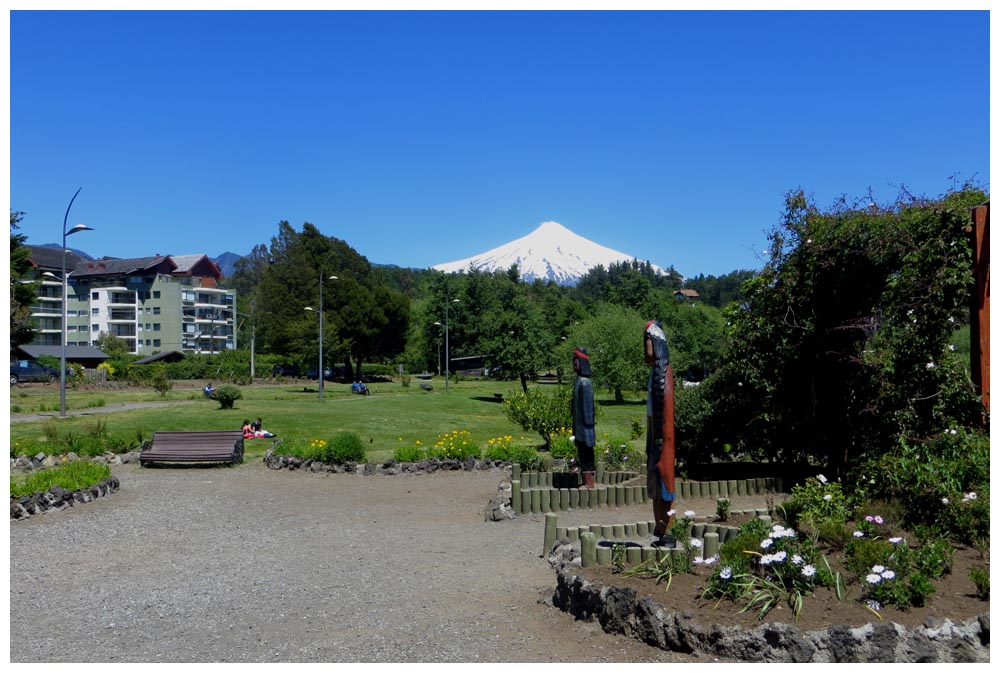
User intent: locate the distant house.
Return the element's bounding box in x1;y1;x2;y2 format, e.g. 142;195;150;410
674;289;700;302
14;344;110;369
132;350;187;365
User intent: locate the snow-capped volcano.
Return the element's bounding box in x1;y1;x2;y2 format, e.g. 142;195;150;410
433;221;668;286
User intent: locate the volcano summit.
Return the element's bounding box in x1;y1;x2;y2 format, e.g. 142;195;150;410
432;221;667;286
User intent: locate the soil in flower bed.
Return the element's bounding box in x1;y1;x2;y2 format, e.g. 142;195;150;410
579;543;989;632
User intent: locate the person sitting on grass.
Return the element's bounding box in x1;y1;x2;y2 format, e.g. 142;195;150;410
253;418;276;439
204;382;216;398
242;420;254;439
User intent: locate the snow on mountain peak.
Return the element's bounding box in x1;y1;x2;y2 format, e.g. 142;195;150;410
432;221;667;285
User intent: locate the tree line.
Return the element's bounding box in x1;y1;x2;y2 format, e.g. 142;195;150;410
224;222;738;393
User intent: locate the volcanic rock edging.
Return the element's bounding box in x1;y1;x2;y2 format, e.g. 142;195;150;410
548;562;989;662
10;476;121;521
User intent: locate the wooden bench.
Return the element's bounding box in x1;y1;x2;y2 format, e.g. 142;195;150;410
139;430;245;466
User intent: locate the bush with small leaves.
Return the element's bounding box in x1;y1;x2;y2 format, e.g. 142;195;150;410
213;385;242;409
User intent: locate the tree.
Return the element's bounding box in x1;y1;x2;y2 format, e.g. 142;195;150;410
96;332;132;359
232;221;410;375
564;304;647;402
10;211;36;350
480;279;548;392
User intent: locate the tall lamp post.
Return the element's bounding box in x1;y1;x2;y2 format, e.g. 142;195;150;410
60;188;92;418
434;298;460;393
304;272;338;401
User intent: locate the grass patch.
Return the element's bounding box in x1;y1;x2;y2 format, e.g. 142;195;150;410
10;461;112;498
10;378;650;464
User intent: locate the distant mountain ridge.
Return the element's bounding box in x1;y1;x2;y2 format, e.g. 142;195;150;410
432;221;669;286
33;244;243;278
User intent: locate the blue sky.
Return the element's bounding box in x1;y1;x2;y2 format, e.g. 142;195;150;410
9;8;991;278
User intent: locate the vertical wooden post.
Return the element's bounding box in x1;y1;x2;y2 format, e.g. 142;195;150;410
970;203;990;420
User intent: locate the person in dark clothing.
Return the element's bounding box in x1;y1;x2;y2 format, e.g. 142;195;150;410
571;347;596;489
645;320;677;546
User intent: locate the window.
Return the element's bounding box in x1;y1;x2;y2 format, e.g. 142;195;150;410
92;324;99;331
92;292;99;300
153;323;161;331
153;339;161;347
153;290;160;299
92;307;99;315
153;307;161;315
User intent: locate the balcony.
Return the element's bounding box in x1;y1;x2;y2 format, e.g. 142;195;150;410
108;309;137;321
108;326;137;338
107;292;136;306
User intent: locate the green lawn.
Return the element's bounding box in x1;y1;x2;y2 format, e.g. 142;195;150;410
10;377;650;463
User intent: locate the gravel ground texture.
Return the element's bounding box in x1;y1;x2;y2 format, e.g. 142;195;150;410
9;461;749;664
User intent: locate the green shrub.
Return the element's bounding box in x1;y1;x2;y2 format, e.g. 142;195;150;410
10;461;112;498
323;431;366;464
213;385;243;409
784;476;850;530
548;430;576;460
629;417;645;440
598;435;640;471
393;445;427;462
150;365;173;397
503;386;572;448
508;444;542;471
850;429;990;543
849;536;952;611
970;566;990;600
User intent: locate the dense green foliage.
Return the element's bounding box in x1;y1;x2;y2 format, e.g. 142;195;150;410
10;211;37;350
227;222;410;379
213;384;243;409
685;185;988;472
503;385;573;447
10;461;113;498
683;269;757;308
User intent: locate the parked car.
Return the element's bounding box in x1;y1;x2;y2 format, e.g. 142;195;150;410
271;363;300;378
10;360;59;385
306;367;344;381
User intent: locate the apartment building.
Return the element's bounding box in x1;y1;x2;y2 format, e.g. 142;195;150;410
23;247;236;356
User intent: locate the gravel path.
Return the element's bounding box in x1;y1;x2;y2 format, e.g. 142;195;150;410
9;461;737;663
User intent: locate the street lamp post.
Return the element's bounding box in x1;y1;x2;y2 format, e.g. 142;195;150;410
60;188;92;418
434;298;460;393
305;270;338;401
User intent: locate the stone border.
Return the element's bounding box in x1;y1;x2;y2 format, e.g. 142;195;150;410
10;476;121;521
262;443;513;475
548;563;990;662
